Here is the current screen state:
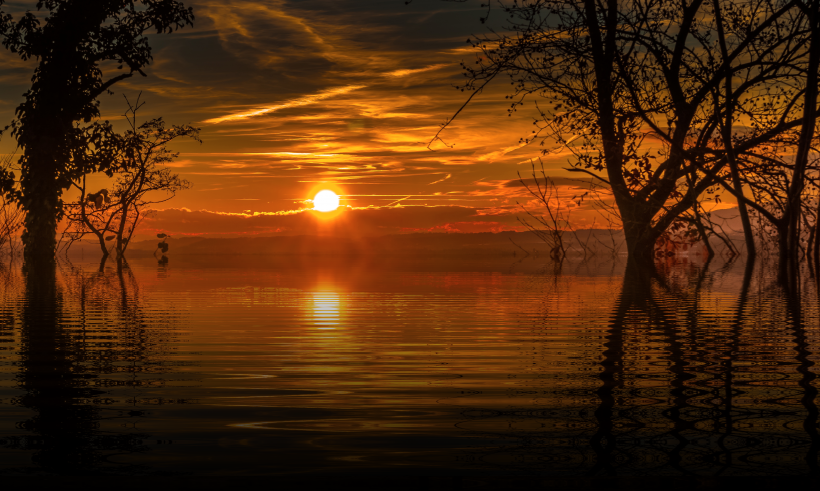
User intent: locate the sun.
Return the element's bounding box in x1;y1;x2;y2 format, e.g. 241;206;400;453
313;190;340;212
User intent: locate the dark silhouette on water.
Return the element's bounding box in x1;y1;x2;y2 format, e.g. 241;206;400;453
454;257;820;478
1;259;187;474
595;258;820;477
2;253;820;478
0;0;194;266
784;268;820;474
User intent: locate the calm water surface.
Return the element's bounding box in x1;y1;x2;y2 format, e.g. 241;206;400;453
0;254;818;477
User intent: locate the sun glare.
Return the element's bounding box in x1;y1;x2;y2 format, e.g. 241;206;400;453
313;190;340;212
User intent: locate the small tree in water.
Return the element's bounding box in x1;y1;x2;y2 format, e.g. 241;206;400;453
61;97;198;258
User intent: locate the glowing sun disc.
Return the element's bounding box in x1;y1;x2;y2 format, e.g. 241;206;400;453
313;190;340;212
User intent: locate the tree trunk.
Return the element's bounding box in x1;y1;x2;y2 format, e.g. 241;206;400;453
807;221;816;263
778;222;791;282
616;198;659;265
786;0;820;269
714;0;756;260
116;203;129;258
21;142;60;268
693;208;715;259
815;199;820;268
625;232;658;265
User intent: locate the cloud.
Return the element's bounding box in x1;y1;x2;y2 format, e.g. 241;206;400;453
138;205;524;238
428;173;451;184
386;63;449;78
502;177;608;188
204;85;367;124
72;0;577;236
476;142;528;162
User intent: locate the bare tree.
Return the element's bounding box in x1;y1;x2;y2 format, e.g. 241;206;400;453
437;0;818;267
60;97;198;258
517;160;572;261
517;159;634;260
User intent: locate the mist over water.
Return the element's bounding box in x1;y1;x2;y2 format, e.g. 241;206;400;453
0;254;818;477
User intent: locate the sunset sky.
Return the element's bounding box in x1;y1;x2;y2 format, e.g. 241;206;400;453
0;0;623;238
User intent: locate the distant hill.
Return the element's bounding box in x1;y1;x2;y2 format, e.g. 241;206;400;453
63;230;631;258
61;205;747;258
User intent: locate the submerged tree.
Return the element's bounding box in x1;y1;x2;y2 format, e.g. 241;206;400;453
0;0;194;266
515;159;616;260
439;0;820;265
60;97;197;259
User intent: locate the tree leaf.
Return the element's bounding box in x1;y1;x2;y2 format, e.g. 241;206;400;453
105;235;115;241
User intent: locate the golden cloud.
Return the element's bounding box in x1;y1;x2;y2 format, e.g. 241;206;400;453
204;85;368;124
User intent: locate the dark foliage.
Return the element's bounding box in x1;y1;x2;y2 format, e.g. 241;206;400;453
0;0;194;265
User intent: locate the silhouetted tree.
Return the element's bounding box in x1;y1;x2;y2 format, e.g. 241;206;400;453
440;0;819;266
0;0;194;267
720;137;820;264
0;153;22;256
60;97;197;259
703;0;820;280
786;1;820;274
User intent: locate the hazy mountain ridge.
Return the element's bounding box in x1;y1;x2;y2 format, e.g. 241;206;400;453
62;230;629;257
63;205;746;258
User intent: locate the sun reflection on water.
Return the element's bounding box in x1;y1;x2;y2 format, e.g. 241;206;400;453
5;256;820;478
308;290;341;329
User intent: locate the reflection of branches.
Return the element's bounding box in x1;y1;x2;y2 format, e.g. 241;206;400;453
5;258;192;474
446;257;820;476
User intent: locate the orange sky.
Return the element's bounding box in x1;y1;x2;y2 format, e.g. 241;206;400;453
0;0;697;238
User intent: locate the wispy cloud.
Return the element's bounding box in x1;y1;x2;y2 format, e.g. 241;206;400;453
61;0;581;235
385;196;412;207
386;63;449;78
204;84;367;124
428;173;451;184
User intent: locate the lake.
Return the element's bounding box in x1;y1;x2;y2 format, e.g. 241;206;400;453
0;254;818;480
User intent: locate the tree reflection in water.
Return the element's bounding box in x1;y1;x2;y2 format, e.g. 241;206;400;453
460;257;820;478
587;258;820;476
1;255;819;477
1;258;185;475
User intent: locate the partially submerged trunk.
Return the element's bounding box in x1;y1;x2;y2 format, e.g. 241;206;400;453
78;177;110;259
115;202;129;258
713;0;756;260
781;0;820;280
21;138;61;268
623;224;660;266
611;192;662;267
